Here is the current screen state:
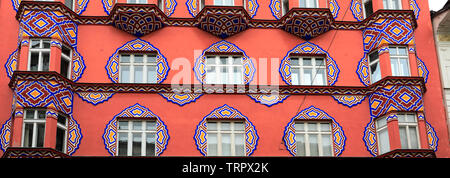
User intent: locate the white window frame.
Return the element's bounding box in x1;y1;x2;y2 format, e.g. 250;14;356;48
290;56;327;86
55;113;68;153
119;53;158;83
383;0;402;10
28;39;51;72
22;109;46;148
389;46;410;77
214;0;234;6
368;51;381;84
205;55;244;85
127;0;148;4
60;45;72;79
116;120;157;156
207;121;245;156
362;0;373;18
375;116;390;155
397;113;421;149
294;121;333;156
299;0;319;8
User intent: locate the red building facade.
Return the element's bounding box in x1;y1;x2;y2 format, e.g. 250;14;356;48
0;0;448;158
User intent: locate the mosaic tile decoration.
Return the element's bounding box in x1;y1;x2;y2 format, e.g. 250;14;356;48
283;105;346;156
363;18;414;53
0;117;12;152
102;0;177;16
103;103;170;156
409;0;420;20
369;85;423;118
194;104;259;156
280;9;334;40
159;93;203;106
332;95;366;108
194;40;255;84
248;94;289;107
4;48;19;79
105;38;170;83
425;120;438;152
270;0;340;20
279;41;340;86
356;53;370;86
67;116;83;155
71;47;86;82
416;56;429;84
12;0;90;15
76;92;115;106
186;0;259;18
350;0;363;21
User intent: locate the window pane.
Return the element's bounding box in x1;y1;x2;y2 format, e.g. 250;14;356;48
118;121;128;130
398;47;407;55
235;133;245;156
399;58;410;76
309;0;317;8
120;65;130;83
57;115;67;126
42;40;50;49
146;133;155;156
38;110;46;120
234;122;244;131
409;127;419;149
295;123;305;132
60;58;70;78
291;68;300;85
222;133;231;156
369;52;379;63
208;122;217;131
307;123;317;132
134;55;144;63
37;123;45;147
220;57;228;65
42;52;50;71
397;114;406;123
376;118;387;127
132;133;142;156
62;46;71;57
370;62;381;83
206;66;216;84
309;134;319;156
378;129;390;154
133;121;142;130
118;132;128;156
147;56;156;63
206;57;216;64
207;133;217;156
134;65;144;83
303;58;312;66
399;126;408;148
55;127;66;152
25;110;35;119
314;68;325;85
147;65;157;83
220;66;228;84
291;58;299;66
233;66;243;84
24;123;33;147
383;0;388;9
296;134;305;156
146;121;156;131
322;134;332;156
389;47;398;55
391;58;400;76
233;57;242;65
316;58;325;66
303;68;312;85
222;122;230;131
320;123;331;132
31;40;40;49
299;0;307;8
30;52;39;71
406;114;416;123
120;55;130;63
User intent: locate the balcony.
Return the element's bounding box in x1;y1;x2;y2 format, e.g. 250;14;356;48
195;6;252;38
280;8;334;40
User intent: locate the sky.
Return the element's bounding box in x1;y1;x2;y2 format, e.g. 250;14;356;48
429;0;448;11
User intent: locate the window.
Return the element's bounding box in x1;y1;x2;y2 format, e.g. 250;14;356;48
398;114;420;149
65;0;74;10
158;0;164;11
295;122;333;156
282;0;289;15
389;46;410;77
60;45;72;79
119;54;157;83
29;39;50;72
214;0;234;6
117;120;156;156
363;0;373;18
383;0;401;10
375;117;390;155
127;0;147;4
290;57;326;85
368;51;381;83
205;56;244;84
22;109;46;148
207;121;245;156
299;0;318;8
55;114;68;153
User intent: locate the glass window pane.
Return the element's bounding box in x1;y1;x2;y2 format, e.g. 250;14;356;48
31;40;40;49
307;123;317;132
309;0;317;8
314;68;326;85
299;0;307;8
320;123;331;132
399;126;408;148
25;110;35;119
389;47;398;55
207;133;217;156
369;52;379;63
399;58;410;76
133;121;142;130
233;66;243;84
30;52;39;71
118;121;129;130
391;58;400;76
291;58;299;66
208;122;217;131
57;115;67;126
295;123;304;132
132;133;142;156
303;68;312;85
398;47;407;56
406;114;416;123
378;129;390;154
220;66;228;84
147;65;157;83
233;57;242;65
222;133;231;156
303;58;312;66
147;56;156;63
134;65;144;83
42;52;50;71
38;110;46;120
146;121;156;131
309;134;319;156
234;122;244;131
220;57;228;65
24;123;33;147
322;134;332;156
42;40;50;49
146;133;155;156
370;62;381;83
235;133;245;156
376;118;387;127
134;55;144;63
316;58;325;66
397;114;406;123
118;132;128;156
296;133;305;156
60;58;70;78
383;0;388;9
55;127;65;152
409;127;419;149
62;46;71;57
37;123;45;147
221;122;231;131
291;68;300;85
206;57;216;64
120;65;130;83
120;55;130;63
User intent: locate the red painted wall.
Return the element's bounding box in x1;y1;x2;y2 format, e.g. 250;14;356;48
0;0;448;158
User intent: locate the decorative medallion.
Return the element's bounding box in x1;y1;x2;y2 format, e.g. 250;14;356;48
248;94;289;107
77;92;115;106
332;95;366;108
160;93;203;106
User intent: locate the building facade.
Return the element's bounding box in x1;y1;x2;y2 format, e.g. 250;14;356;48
0;0;448;158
